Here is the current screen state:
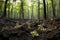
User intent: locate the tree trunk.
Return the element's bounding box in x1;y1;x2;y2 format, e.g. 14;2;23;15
43;0;47;19
38;0;40;19
8;0;10;18
11;4;13;18
31;5;34;19
28;9;29;19
51;0;56;18
20;0;24;19
58;0;60;18
0;1;3;17
47;2;48;18
59;0;60;7
1;0;8;18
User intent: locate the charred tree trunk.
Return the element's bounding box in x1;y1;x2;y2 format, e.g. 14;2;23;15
1;0;8;18
43;0;47;19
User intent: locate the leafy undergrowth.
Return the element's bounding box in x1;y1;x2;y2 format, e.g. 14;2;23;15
0;18;60;40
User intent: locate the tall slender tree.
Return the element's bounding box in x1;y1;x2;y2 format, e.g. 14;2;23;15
31;4;34;19
1;0;8;18
59;0;60;7
47;2;48;19
28;9;29;19
11;4;13;18
38;0;40;19
43;0;47;19
0;1;3;17
8;0;10;18
58;0;60;18
51;0;56;18
20;0;24;19
31;0;36;19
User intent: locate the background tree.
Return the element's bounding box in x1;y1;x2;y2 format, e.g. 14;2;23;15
7;0;10;18
28;9;29;19
43;0;47;19
31;0;34;19
20;0;24;19
1;0;8;18
0;1;4;17
51;0;56;18
38;0;40;19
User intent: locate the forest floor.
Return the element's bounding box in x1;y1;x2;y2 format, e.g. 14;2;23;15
0;18;60;40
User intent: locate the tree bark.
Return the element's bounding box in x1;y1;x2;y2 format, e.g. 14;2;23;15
28;9;29;19
43;0;47;19
31;5;34;19
1;0;8;18
51;0;56;18
47;2;49;19
8;0;10;18
38;0;40;19
20;0;24;19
